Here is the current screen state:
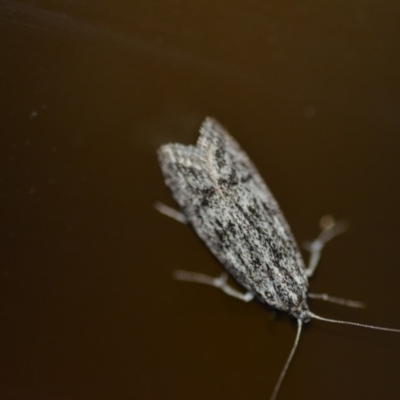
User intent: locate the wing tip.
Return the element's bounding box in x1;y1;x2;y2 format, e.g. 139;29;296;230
199;116;223;134
158;143;202;170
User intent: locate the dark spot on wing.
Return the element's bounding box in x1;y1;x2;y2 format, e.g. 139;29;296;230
251;256;262;271
264;290;274;302
248;205;257;215
237;252;246;266
218;170;239;188
241;173;252;183
214;228;226;244
215;147;226;169
200;186;215;207
226;220;237;236
215;218;223;228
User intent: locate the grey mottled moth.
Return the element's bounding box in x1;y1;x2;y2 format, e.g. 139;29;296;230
156;117;400;400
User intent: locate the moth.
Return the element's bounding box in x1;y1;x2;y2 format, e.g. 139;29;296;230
156;117;400;400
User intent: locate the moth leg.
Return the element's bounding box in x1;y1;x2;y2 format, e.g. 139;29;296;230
303;215;348;278
154;201;187;224
309;292;365;308
173;270;255;302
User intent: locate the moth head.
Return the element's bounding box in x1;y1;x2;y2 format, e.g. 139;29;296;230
292;301;311;323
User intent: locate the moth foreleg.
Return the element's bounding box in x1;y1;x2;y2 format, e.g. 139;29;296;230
303;215;348;278
173;270;255;302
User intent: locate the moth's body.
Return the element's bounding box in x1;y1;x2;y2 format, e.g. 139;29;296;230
158;118;310;321
157;117;400;400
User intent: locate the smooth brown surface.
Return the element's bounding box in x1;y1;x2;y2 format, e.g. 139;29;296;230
1;1;400;399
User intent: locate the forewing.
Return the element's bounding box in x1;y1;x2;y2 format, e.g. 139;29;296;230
197;118;308;304
198;117;271;199
158;143;214;213
158;143;249;281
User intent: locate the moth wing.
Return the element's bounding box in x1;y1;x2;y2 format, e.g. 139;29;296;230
158;144;213;213
158;142;249;274
198;117;274;201
197;118;307;290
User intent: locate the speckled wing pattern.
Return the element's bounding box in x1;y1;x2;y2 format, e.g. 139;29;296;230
158;117;308;315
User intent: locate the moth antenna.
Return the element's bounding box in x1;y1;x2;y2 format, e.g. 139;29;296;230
309;312;400;333
270;319;303;400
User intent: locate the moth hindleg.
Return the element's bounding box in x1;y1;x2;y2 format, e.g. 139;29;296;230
173;270;255;302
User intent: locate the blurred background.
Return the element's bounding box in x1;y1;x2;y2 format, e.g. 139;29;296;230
1;1;400;399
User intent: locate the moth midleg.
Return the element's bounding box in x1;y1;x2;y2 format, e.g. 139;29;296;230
303;215;348;278
173;270;255;302
308;292;365;308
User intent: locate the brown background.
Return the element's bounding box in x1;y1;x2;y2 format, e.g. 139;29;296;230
1;1;400;399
